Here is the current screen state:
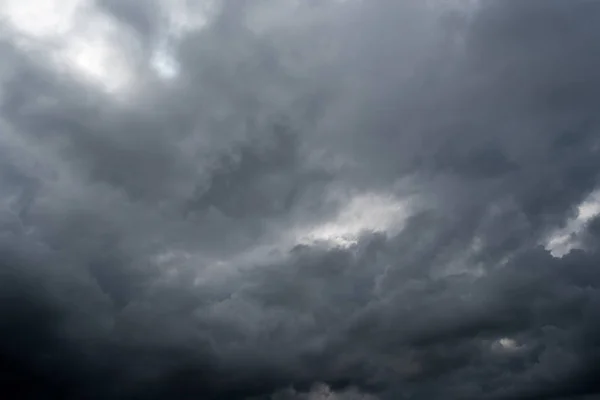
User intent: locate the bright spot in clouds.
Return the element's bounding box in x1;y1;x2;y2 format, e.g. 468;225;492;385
150;44;180;80
0;0;80;38
57;21;135;93
1;0;134;94
492;337;523;354
0;0;210;93
546;190;600;257
295;192;411;247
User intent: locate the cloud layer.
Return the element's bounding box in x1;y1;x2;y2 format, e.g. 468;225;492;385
2;0;600;399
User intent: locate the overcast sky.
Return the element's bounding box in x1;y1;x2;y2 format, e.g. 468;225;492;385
2;0;600;399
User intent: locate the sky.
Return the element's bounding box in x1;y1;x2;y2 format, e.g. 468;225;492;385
2;0;600;399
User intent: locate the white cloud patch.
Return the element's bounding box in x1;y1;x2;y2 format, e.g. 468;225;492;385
545;190;600;257
1;0;135;94
295;192;411;248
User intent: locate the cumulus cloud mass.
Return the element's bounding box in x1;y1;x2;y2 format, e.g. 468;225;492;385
3;0;600;399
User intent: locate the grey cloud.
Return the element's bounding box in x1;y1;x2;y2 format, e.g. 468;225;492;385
2;0;600;399
97;0;161;42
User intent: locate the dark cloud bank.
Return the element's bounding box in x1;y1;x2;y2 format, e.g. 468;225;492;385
2;0;600;399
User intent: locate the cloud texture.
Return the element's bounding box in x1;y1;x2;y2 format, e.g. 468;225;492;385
2;0;600;399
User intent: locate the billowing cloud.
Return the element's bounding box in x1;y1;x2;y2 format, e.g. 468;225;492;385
2;0;600;399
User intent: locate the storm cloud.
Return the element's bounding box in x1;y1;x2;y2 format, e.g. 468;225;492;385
2;0;600;399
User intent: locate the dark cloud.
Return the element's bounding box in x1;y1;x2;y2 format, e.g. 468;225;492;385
2;0;600;399
96;0;161;41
